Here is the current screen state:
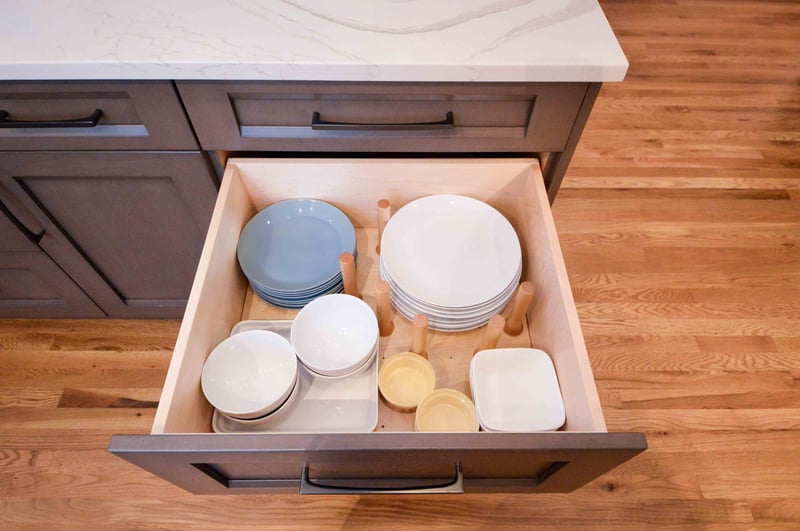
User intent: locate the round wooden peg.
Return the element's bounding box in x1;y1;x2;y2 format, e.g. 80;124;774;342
376;199;391;254
410;314;429;359
376;280;394;337
339;252;360;298
474;314;506;355
504;281;535;336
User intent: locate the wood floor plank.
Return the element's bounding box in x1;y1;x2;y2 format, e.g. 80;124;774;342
589;349;797;373
603;408;800;432
6;450;184;499
0;389;63;408
0;408;157;450
0;320;180;351
0;496;757;528
749;499;800;525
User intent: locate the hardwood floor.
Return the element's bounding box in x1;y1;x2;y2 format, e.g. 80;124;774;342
2;0;799;527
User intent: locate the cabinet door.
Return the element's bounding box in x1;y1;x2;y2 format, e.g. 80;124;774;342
0;199;103;317
0;152;217;318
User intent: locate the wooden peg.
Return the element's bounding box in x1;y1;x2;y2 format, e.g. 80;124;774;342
410;314;429;359
504;281;535;336
376;199;391;254
339;252;360;298
376;280;394;337
474;314;506;355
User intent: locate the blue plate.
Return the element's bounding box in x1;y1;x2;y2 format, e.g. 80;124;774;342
238;199;356;293
256;249;358;297
253;282;345;309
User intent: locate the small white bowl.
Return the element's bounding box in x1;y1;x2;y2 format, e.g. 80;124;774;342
305;344;378;380
470;348;565;432
217;372;300;425
291;294;379;377
201;330;298;419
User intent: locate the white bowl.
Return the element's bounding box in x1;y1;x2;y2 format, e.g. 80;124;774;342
470;348;565;432
378;352;436;412
304;344;378;380
201;330;298;419
217;372;300;425
291;294;379;377
414;388;479;432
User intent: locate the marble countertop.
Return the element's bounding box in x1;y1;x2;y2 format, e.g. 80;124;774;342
0;0;628;82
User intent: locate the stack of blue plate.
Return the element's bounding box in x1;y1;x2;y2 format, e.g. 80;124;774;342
237;199;357;309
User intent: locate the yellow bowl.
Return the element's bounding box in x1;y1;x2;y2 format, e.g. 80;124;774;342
414;388;479;432
378;352;436;412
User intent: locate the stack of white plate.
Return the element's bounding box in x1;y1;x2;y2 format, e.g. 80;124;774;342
379;194;522;331
237;199;356;309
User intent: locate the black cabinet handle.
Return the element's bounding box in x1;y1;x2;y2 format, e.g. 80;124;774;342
311;111;454;131
0;199;45;244
299;463;464;494
0;109;103;129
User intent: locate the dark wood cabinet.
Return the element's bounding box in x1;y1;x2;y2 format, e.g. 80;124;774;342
176;81;588;154
0;201;103;317
0;151;217;318
0;81;198;151
0;80;217;318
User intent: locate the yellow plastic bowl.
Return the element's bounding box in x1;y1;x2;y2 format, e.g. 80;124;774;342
378;352;436;412
414;388;479;432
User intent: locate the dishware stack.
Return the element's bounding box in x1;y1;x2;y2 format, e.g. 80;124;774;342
237;199;357;309
379;194;522;331
201;330;300;424
470;348;565;432
291;294;379;379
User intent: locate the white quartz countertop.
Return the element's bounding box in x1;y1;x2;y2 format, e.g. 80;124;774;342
0;0;628;82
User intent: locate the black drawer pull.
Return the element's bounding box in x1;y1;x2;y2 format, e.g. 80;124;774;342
311;111;454;131
0;109;103;129
299;463;463;494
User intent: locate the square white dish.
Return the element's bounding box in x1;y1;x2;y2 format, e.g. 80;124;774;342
469;348;565;432
212;320;378;433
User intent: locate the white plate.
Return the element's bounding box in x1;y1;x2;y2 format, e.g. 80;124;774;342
390;298;510;331
380;194;521;308
380;260;520;318
213;320;378;433
469;348;565;432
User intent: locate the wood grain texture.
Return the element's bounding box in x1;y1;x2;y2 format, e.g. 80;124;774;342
2;0;800;526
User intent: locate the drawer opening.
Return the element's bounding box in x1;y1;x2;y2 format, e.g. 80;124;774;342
152;158;607;437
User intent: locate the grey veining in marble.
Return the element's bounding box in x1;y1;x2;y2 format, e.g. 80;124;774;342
0;0;628;81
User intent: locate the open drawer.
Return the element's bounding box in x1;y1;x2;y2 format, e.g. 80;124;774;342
109;158;646;494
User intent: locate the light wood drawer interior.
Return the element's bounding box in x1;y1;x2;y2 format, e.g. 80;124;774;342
153;157;606;437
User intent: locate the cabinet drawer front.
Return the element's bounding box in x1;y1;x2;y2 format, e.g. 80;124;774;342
111;432;646;494
110;158;645;494
0;81;197;150
177;82;588;153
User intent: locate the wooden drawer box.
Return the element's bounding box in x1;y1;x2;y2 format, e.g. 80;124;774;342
176;82;588;153
109;158;645;494
0;81;197;151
